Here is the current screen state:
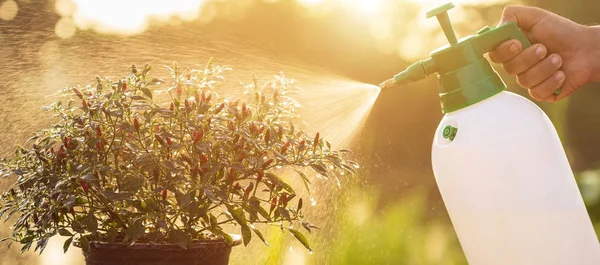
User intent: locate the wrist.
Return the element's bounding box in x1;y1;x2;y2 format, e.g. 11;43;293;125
587;25;600;82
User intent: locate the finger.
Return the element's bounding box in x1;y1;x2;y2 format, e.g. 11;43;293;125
517;54;563;89
503;44;547;75
500;5;550;31
528;71;566;101
489;40;522;63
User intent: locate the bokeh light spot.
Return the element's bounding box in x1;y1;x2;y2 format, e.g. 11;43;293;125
55;0;75;17
0;0;18;21
55;17;77;39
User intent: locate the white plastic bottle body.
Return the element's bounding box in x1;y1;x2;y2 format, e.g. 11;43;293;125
432;91;600;265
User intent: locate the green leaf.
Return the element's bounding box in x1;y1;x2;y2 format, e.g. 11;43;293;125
58;228;73;237
288;229;312;251
72;220;84;233
227;205;247;227
85;214;98;233
82;174;98;182
294;170;312;193
106;227;117;243
169;229;191;249
265;172;295;194
103;191;132;201
35;237;49;253
63;237;73;253
125;217;145;242
241;225;251;246
175;191;192;208
251;227;269;246
79;236;90;253
141;88;153;100
209;214;218;228
309;163;328;177
120;175;145;193
129;95;146;101
257;205;270;220
65;195;76;209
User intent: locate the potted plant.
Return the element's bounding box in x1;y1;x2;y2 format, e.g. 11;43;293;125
0;59;358;264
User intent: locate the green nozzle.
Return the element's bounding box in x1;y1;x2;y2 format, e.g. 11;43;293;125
379;2;533;114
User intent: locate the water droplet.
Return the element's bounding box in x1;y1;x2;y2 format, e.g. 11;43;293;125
353;164;360;169
328;165;334;170
308;250;313;255
289;246;293;252
310;196;317;206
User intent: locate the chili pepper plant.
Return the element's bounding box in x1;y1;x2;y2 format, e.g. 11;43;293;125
0;59;358;254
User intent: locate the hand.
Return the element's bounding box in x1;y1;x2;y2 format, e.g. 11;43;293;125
489;5;600;102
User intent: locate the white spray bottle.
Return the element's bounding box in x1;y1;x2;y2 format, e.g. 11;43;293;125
379;3;600;264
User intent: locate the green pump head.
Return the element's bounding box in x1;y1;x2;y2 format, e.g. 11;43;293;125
379;2;533;114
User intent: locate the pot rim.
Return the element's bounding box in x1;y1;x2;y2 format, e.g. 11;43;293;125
78;234;242;250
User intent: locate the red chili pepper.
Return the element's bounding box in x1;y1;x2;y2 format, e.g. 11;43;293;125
234;183;241;190
80;180;89;192
244;183;254;199
206;92;212;102
82;100;88;110
201;90;206;103
72;88;83;99
214;103;224;114
64;137;72;149
134;118;140;131
298;140;306;150
193;130;203;144
166;137;172;146
258;126;265;135
263;159;274;169
298;198;303;211
161;189;167;200
257;171;264;182
96;141;103;151
155;134;165;146
96;127;102;137
170;102;175;111
122;81;127;92
281;194;288;206
264;129;271;144
229;168;236;182
49;146;55;155
270;197;277;213
313;132;320;149
200;154;208;165
57;147;67;160
281;140;290;154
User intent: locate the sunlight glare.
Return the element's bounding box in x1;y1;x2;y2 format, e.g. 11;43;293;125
342;0;384;15
297;0;326;7
66;0;206;35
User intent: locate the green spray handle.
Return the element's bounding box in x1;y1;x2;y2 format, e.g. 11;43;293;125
380;2;560;114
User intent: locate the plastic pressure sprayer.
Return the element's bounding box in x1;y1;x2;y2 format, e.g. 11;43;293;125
380;3;600;265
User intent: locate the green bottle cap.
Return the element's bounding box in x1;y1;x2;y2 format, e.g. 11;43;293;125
386;2;535;114
429;2;532;113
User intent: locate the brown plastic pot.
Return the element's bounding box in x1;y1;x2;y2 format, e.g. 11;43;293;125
82;235;242;265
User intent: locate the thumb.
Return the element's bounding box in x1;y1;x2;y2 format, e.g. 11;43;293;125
499;5;549;31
